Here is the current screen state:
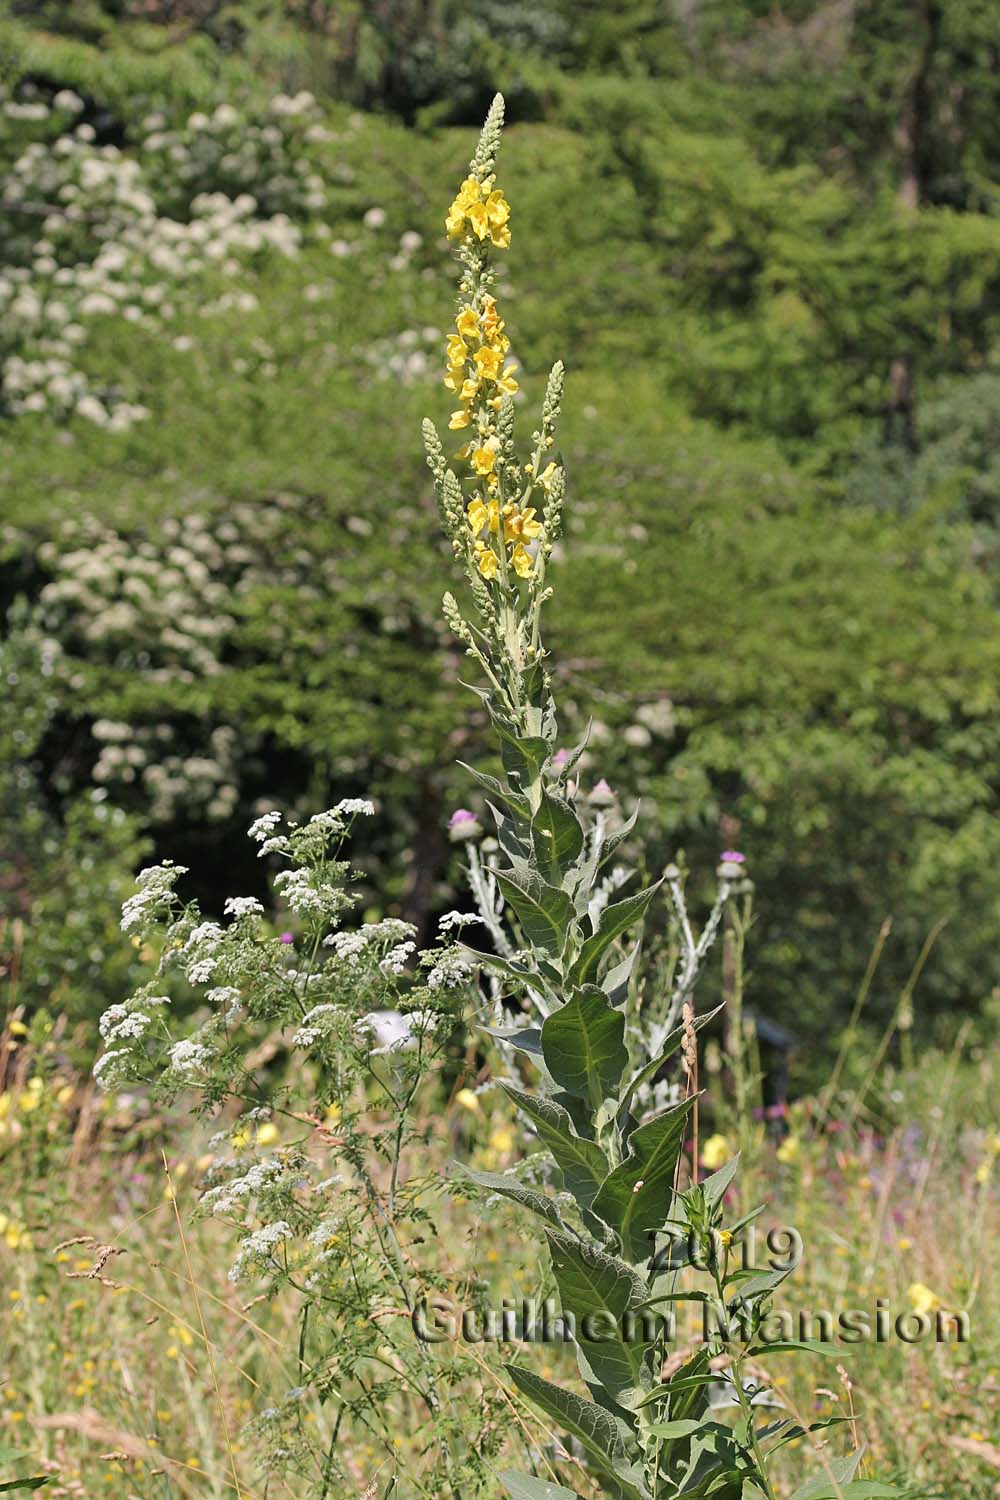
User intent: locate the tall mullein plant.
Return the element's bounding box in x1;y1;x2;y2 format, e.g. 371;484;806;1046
426;98;897;1500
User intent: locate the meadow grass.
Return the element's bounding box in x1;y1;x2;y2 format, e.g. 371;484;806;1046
1;1005;996;1497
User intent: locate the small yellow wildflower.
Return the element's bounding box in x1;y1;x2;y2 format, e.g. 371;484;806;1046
489;1126;515;1154
897;1237;912;1251
455;1088;480;1113
455;306;479;341
776;1135;800;1165
907;1282;940;1316
700;1134;731;1171
449;408;471;430
496;365;519;395
8;1021;27;1037
256;1122;279;1146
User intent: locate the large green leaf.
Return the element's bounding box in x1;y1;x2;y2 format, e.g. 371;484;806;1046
494;723;551;784
506;1366;646;1497
546;1228;653;1410
456;1164;565;1230
531;792;585;885
541;986;628;1107
458;761;530;821
592;1097;693;1261
494;868;575;958
497;1473;581;1500
570;881;661;986
502;1083;608;1212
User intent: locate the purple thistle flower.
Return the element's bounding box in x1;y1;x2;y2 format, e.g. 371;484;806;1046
279;932;294;944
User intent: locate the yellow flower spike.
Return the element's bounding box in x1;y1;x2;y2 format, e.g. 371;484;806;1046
449;409;472;430
511;544;534;579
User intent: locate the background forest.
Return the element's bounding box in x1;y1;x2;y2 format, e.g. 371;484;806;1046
4;0;1000;1074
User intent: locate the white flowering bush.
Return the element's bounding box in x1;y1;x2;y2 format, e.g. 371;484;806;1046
0;85;331;426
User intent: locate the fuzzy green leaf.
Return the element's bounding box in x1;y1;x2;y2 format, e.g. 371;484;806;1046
494;868;575;958
456;1165;565;1230
531;792;585;884
505;1366;645;1497
502;1083;609;1212
541;986;628;1107
592;1097;693;1261
497;1473;581;1500
570;881;661;987
545;1228;652;1410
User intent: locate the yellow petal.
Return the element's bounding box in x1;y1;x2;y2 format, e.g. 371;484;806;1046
467;202;489;240
511;544;534;579
490;223;511;248
455;308;479;340
449;408;471;429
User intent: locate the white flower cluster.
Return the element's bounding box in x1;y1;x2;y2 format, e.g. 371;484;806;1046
325;917;416;965
426;947;476;991
120;860;188;933
166;1037;214;1082
228;1220;294;1284
366;324;440;385
291;1003;341;1049
202;1155;290;1216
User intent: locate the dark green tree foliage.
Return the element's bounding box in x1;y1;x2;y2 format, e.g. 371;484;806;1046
2;5;1000;1068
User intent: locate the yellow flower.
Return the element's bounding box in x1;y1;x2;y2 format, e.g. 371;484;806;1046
473;542;498;580
716;1229;733;1250
454;1088;480;1113
496;365;519;395
467;498;499;536
490;222;512;249
511;544;534;579
907;1282;940;1316
503;506;542;544
459;377;480;403
536;461;559;491
256;1122;279;1146
488;1126;515;1154
443;362;466;392
700;1134;731;1171
975;1158;992;1185
449;408;471;430
776;1135;800;1165
474;346;503;382
324;1101;341;1123
446;334;468;364
471;445;497;476
485;189;509;228
455;307;479;341
897;1237;912;1251
8;1021;27;1037
467;200;489;240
